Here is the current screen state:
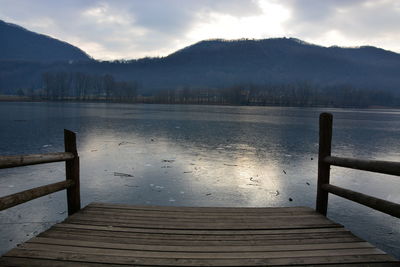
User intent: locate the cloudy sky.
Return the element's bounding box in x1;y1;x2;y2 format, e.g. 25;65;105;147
1;0;399;60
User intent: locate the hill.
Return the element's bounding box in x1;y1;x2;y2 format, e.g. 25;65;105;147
153;38;400;91
0;20;400;103
0;20;91;62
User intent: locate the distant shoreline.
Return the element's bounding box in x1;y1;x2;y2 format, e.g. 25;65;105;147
0;95;397;109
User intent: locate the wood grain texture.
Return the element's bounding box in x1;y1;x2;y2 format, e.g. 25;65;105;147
316;112;332;215
0;152;74;169
1;202;398;266
322;184;400;218
64;129;81;215
0;180;74;211
324;155;400;176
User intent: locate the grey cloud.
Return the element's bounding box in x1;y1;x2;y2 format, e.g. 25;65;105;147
0;0;399;59
127;0;261;35
0;0;262;59
283;0;400;46
284;0;363;22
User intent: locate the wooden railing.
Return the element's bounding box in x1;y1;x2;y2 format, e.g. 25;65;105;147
0;130;80;215
316;113;400;218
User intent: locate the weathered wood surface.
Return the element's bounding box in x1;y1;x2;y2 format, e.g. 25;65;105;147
0;152;74;169
0;180;74;211
322;184;400;218
316;112;333;215
0;129;81;215
324;156;400;176
1;203;398;266
315;112;400;218
64;129;81;215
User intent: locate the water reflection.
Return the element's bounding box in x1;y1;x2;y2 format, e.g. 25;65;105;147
0;102;399;258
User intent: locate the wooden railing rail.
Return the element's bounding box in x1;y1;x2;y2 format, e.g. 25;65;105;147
0;129;81;215
322;184;400;218
316;113;400;218
0;180;74;211
323;156;400;176
0;152;75;169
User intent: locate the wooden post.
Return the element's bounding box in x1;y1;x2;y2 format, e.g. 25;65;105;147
64;129;81;215
316;113;333;216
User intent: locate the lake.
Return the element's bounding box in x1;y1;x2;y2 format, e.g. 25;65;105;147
0;102;399;258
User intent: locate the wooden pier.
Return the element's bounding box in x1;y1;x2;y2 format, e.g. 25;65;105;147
1;203;398;266
0;113;399;266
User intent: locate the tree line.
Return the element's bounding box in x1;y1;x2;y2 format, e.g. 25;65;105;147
147;82;399;108
11;71;399;108
40;72;137;101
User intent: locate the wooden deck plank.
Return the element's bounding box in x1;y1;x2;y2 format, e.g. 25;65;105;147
70;210;332;222
54;222;346;235
80;207;318;219
1;257;398;267
3;250;397;266
9;243;388;258
1;203;398;266
38;233;363;246
66;213;337;228
89;203;316;214
28;237;374;252
0;257;117;267
64;214;340;230
62;221;341;231
42;228;357;241
84;205;316;216
62;220;341;230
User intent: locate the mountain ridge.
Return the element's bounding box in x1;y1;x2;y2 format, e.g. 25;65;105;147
0;20;399;96
0;19;91;62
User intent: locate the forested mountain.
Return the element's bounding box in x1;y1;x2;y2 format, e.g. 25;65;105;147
1;20;400;106
0;20;91;62
143;38;400;91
